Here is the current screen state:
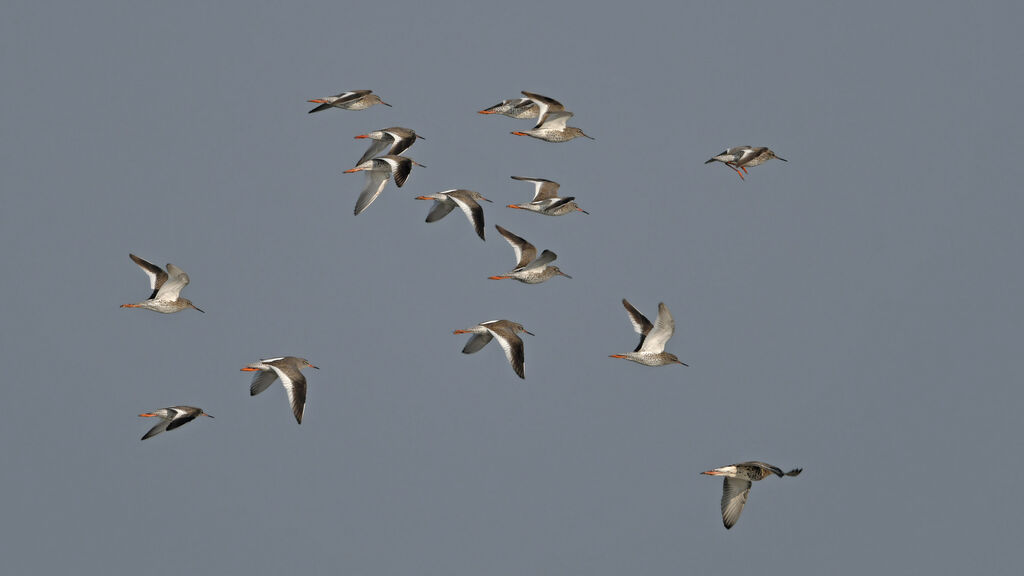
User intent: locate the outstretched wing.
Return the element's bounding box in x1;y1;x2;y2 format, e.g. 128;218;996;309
721;477;752;529
622;299;653;352
129;254;168;299
639;302;675;354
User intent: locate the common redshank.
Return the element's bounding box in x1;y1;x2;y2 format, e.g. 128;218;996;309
705;146;787;180
477;97;540;119
489;225;571;284
415;189;492;241
120;254;204;314
307;90;390;113
453;320;533;379
343;155;425;215
609;299;687;366
138;406;213;440
510;91;593;142
702;462;803;529
507;176;588;216
354;127;423;165
241;357;318;424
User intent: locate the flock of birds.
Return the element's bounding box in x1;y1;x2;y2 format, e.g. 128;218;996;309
122;88;797;530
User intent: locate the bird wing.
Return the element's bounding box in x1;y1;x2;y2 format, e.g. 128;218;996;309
356;138;392;165
488;325;526;379
731;146;758;166
385;128;418;156
270;365;307;425
721;477;752;529
354;169;390;215
521;91;565;128
622;299;654;352
425;197;457;223
139;410;178;440
307;102;334;114
511;176;560;201
546;196;577;211
448;191;486;241
537;110;572;130
384;156;414;188
495;225;536;269
250;369;280;396
461;331;493;354
509;99;539;118
639;302;675;353
129;254;168;299
141;419;171;440
334;90;371;104
521;249;557;271
165;409;199;431
154;264;190;300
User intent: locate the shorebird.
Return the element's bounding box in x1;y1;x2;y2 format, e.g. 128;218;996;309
415;189;492;241
354;127;423;165
510;91;593;142
453;320;533;379
343;155;425;215
507;176;588;216
489;225;571;284
241;357;318;424
138;406;212;440
477;97;540;119
307;90;390;113
702;462;803;529
609;299;687;366
705;146;787;180
120;254;204;314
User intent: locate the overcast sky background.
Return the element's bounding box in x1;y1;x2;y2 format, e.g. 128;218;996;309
2;1;1023;574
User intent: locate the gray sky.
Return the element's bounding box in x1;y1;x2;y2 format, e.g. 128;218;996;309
3;1;1023;574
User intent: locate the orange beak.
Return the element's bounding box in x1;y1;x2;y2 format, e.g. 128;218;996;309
240;367;259;372
307;99;325;104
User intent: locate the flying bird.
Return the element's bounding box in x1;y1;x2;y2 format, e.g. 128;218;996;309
609;299;687;366
477;97;540;119
120;254;204;314
307;90;390;113
453;320;533;379
489;225;571;284
510;91;593;142
138;406;213;440
241;357;318;424
343;155;425;215
702;461;803;529
705;146;787;180
353;127;423;165
507;176;588;216
415;189;492;241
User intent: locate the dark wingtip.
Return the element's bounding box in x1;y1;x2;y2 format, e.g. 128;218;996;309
704;158;715;164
